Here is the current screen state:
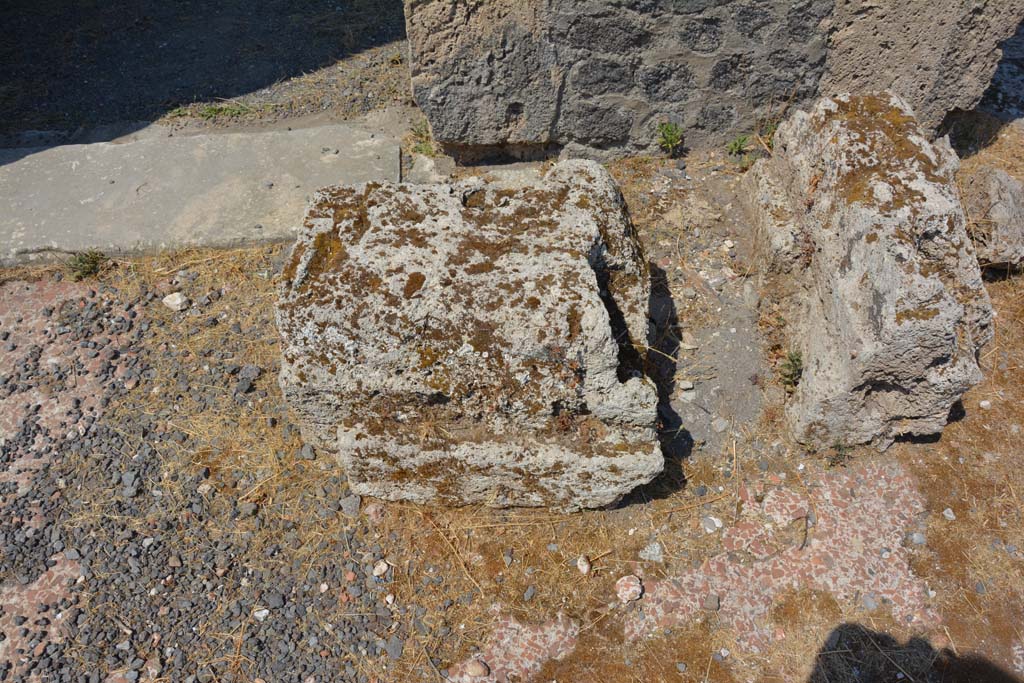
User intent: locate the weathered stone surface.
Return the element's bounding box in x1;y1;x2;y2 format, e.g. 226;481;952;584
276;160;662;510
961;166;1024;267
743;93;994;448
405;0;832;158
822;1;1024;132
404;0;1024;158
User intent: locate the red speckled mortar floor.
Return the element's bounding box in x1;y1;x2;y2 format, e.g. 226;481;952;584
447;460;952;682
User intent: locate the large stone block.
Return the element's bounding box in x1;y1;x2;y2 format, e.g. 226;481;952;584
743;93;994;448
276;160;663;510
403;0;1024;158
822;1;1024;132
961;166;1024;268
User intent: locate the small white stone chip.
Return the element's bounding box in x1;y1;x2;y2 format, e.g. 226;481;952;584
162;292;190;312
701;515;724;534
464;659;490;677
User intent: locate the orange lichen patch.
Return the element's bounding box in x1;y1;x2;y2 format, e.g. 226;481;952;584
459;186;569;235
894;306;941;324
463;189;487;209
449;233;525;267
390;196;427;225
465;261;495;275
468;324;496;353
403;272;426;299
566;305;582;340
304;230;348;279
493;188;519;202
283;187;384;288
282;242;306;282
417;345;447;369
391;226;434;249
822;94;947;212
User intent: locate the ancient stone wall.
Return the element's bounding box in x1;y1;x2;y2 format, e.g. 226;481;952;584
404;0;1024;158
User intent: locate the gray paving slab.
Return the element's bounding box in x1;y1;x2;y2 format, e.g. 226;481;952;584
1;123;399;265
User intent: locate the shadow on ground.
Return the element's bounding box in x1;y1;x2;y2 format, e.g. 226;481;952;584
619;263;692;506
0;0;406;135
942;109;1016;161
809;624;1023;683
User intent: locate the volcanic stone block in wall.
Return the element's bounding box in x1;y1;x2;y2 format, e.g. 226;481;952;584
961;166;1024;268
743;93;994;449
276;160;663;510
822;0;1024;132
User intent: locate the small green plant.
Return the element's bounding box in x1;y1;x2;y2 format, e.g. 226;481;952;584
736;153;759;172
827;442;853;468
780;350;803;390
67;250;107;281
727;134;750;157
165;105;191;119
411;119;435;156
759;121;779;150
657;122;684;158
197;101;254;120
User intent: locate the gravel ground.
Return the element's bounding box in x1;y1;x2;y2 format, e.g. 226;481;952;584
0;253;413;682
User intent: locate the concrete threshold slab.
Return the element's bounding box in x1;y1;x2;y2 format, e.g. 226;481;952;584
0;123;400;266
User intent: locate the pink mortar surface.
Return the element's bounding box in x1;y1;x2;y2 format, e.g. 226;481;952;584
452;460;935;680
446;608;579;683
627;461;936;650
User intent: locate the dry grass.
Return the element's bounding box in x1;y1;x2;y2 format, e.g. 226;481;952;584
13;136;1024;680
950;112;1024;182
606;154;727;334
54;246;336;677
28;244;734;681
892;275;1024;672
539;619;740;683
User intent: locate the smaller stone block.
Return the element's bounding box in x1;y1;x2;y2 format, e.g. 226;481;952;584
743;93;994;448
961;165;1024;267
